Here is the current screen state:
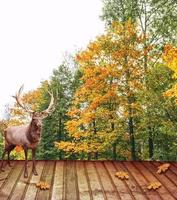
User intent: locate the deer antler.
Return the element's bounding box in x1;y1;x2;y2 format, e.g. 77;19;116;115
12;85;34;114
41;91;55;115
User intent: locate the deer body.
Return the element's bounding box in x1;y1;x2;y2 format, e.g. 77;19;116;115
0;85;54;178
5;125;30;146
4;122;41;149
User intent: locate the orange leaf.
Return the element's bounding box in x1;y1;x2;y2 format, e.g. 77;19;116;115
157;163;170;174
15;145;23;153
36;181;50;190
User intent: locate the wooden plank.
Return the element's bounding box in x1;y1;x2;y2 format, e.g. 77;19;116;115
36;160;55;200
65;160;79;200
113;161;147;200
152;162;177;186
95;161;120;200
173;163;177;168
76;161;91;200
0;161;15;188
0;160;175;200
134;162;175;200
169;163;177;176
104;161;133;200
21;161;45;200
0;161;24;200
142;162;177;199
85;161;105;200
9;160;33;200
123;162;161;200
51;161;64;200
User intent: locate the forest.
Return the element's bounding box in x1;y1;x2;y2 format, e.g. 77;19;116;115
0;0;177;161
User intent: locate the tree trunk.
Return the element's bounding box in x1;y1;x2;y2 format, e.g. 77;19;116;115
94;152;98;160
129;115;136;160
112;143;117;160
148;127;154;159
111;121;117;160
58;112;62;160
87;153;91;160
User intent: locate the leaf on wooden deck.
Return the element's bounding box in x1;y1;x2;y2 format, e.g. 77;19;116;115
36;181;50;190
147;181;162;190
157;163;170;174
115;171;129;180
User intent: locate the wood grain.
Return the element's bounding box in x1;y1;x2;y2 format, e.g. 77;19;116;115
0;160;176;200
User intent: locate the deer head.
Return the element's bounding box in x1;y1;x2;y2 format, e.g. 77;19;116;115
13;85;55;121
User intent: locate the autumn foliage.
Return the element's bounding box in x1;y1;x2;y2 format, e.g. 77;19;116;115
55;21;149;158
164;45;177;100
0;18;176;161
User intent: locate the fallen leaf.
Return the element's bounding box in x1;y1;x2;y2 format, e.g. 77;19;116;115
157;163;170;174
147;181;162;190
115;171;129;180
36;181;50;190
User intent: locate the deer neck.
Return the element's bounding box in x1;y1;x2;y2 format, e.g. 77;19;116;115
26;120;40;144
26;123;34;143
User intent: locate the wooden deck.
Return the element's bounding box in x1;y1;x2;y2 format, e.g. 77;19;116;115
0;160;176;200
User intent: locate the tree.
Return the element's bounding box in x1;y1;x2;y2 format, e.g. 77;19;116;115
101;0;177;159
37;62;75;159
137;63;177;160
55;21;148;160
102;0;177;46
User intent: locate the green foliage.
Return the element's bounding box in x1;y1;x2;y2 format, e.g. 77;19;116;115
36;62;79;159
137;64;177;160
101;0;177;45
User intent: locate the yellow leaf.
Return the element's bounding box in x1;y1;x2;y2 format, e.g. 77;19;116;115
115;171;129;180
147;181;162;190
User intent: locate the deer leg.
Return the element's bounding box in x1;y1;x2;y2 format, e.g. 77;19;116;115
23;145;28;178
7;145;15;167
1;144;14;171
32;149;38;175
1;149;7;171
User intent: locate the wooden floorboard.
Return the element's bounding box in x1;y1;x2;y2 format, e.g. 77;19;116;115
23;161;45;200
51;161;64;200
9;160;33;200
0;160;176;200
36;160;55;200
65;160;79;200
113;161;147;200
104;161;133;200
123;161;161;200
76;161;91;200
0;161;24;200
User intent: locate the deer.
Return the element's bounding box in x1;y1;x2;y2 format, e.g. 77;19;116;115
0;85;55;178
